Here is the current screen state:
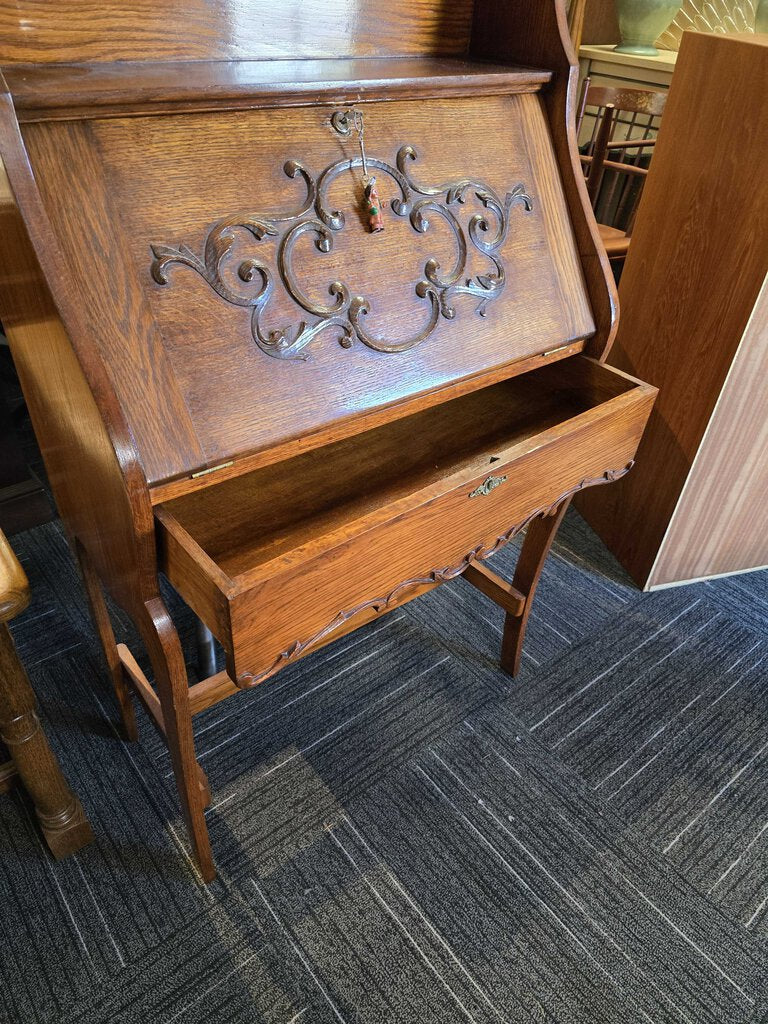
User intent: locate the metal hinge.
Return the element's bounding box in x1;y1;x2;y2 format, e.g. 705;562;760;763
191;461;234;479
541;343;573;358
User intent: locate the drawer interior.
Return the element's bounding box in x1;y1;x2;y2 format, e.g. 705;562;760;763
157;356;646;585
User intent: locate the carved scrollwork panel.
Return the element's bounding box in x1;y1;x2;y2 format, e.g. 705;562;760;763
150;146;533;361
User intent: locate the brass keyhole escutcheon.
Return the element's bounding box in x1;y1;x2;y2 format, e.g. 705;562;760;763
469;474;508;499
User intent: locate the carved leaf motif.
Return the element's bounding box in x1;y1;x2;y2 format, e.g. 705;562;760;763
150;147;533;361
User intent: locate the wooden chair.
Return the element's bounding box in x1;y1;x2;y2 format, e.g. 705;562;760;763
567;0;588;50
0;528;93;858
577;81;667;261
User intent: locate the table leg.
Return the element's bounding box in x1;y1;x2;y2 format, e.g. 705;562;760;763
0;622;93;858
500;498;572;676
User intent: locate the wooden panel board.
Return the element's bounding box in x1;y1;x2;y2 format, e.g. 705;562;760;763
651;275;768;585
0;0;474;63
22;91;594;483
226;395;646;684
577;32;768;587
581;0;620;44
0;155;158;615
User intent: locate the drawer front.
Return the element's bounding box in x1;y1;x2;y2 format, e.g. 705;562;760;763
228;387;654;685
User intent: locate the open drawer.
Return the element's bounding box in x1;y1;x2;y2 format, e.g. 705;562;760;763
155;356;656;687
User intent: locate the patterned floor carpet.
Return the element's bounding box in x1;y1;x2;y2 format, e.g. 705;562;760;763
1;510;767;1024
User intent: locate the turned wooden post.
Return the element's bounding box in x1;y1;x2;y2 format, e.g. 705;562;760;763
0;529;93;858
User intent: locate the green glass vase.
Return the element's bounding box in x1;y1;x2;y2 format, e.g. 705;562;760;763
614;0;681;55
756;0;768;32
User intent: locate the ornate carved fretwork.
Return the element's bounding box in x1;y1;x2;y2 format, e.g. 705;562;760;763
235;462;635;688
150;147;532;360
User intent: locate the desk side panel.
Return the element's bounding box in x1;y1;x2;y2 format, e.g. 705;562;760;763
0;158;157;613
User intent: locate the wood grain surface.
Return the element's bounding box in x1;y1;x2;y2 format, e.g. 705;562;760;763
157;356;655;683
651;274;768;585
577;32;768;587
22;91;594;484
0;1;646;879
0;526;29;621
0;0;475;63
0;119;159;618
5;58;551;122
471;0;619;361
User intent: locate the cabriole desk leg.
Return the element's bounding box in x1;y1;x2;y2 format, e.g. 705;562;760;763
0;622;94;858
139;598;216;883
500;497;572;677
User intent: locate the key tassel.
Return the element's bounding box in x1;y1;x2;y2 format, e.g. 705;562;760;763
364;177;384;233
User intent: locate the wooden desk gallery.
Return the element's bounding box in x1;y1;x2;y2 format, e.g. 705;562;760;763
0;0;656;880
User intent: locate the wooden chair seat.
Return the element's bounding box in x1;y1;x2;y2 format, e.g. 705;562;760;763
598;223;631;258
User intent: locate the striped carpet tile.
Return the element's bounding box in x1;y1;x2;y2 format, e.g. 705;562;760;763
0;512;766;1024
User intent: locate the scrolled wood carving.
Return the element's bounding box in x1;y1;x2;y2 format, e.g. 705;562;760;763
235;462;635;689
150;149;532;361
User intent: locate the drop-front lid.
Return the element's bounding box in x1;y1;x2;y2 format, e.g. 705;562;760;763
8;62;595;485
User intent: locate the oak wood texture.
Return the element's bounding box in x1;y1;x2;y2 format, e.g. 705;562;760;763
20;89;593;486
0;0;655;879
577;32;768;589
0;1;476;64
146;339;587;508
187;670;240;718
117;641;212;808
582;0;620;45
471;0;619;361
0;99;158;621
0;529;93;859
157;356;655;686
136;597;215;879
501;497;572;677
567;0;589;52
6;58;552;122
0;525;28;621
76;542;138;742
463;562;525;617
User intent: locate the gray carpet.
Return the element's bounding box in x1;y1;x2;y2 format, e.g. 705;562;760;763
1;510;767;1024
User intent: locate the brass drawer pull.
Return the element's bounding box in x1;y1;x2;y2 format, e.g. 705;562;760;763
469;474;508;499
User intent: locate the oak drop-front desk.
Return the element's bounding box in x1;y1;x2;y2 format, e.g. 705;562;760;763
0;0;656;880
